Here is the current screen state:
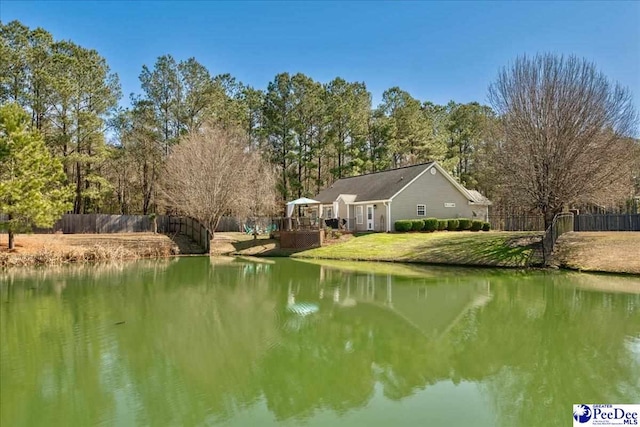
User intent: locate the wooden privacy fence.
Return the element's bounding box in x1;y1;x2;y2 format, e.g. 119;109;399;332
489;215;545;231
574;214;640;231
157;216;210;253
26;214;210;253
38;214;153;234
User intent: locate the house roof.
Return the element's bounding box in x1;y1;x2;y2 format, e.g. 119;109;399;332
314;162;435;203
467;190;492;205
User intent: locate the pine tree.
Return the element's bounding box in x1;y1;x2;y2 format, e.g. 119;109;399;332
0;103;72;249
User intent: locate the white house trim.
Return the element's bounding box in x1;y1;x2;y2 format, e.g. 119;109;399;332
348;199;391;205
336;194;357;203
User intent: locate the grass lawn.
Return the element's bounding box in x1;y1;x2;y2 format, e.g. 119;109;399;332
292;231;543;268
553;232;640;275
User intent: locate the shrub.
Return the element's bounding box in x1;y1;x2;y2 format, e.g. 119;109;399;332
437;219;447;231
411;219;424;231
482;222;491;231
395;220;412;232
423;218;438;232
458;218;472;230
446;219;459;231
470;220;483;231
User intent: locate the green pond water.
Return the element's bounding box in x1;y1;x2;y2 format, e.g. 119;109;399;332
1;257;639;427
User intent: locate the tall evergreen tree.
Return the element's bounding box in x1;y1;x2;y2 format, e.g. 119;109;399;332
325;78;371;178
0;103;72;249
263;73;295;201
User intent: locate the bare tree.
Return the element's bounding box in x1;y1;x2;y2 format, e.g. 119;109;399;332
488;54;638;227
159;124;277;236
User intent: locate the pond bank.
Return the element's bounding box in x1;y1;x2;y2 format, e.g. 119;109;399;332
7;231;638;275
552;232;640;275
223;231;640;275
221;231;544;268
0;233;182;267
291;231;544;268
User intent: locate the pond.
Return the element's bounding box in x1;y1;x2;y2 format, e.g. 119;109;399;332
1;257;639;426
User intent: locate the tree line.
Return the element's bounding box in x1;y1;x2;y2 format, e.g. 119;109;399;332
1;20;638;230
1;20;500;215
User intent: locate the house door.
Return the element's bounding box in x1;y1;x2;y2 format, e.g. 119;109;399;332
366;205;374;231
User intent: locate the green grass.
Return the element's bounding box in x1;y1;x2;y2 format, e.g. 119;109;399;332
293;231;543;267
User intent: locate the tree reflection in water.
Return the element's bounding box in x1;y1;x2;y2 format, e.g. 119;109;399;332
1;258;638;427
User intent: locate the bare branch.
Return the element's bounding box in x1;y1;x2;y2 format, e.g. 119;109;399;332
488;54;638;225
158;123;277;235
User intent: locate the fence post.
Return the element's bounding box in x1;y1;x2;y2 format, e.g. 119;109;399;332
542;213;574;266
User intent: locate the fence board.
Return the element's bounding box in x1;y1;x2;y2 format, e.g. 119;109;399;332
574;214;640;231
489;215;545;231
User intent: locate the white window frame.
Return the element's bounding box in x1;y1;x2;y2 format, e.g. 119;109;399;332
356;206;364;224
417;204;426;217
325;207;333;218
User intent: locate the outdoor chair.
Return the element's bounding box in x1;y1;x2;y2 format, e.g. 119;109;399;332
299;217;312;229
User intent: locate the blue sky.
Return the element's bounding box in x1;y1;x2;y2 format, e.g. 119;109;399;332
2;1;639;111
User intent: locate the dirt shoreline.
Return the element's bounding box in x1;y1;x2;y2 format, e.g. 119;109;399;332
3;231;639;276
0;233;181;267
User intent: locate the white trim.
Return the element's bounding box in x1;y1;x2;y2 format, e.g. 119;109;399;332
389;164;433;201
385;201;391;232
325;206;333;218
355;205;364;224
336;194;357;204
366;204;374;231
348;199;391;205
416;204;426;216
431;162;475;201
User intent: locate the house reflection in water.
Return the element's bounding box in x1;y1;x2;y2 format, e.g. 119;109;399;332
286;262;493;342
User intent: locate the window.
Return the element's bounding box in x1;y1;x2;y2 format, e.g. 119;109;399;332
325;207;333;218
417;204;426;216
356;206;364;224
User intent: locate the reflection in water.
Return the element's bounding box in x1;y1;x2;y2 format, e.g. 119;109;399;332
1;258;639;427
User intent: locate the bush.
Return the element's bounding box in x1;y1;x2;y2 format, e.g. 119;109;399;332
395;220;412;232
470;220;483;231
411;219;424;231
423;217;438;232
446;219;459;231
437;219;447;231
458;218;472;230
482;222;491;231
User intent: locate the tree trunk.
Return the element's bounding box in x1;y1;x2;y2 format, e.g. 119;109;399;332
74;161;82;214
8;230;15;250
543;207;558;230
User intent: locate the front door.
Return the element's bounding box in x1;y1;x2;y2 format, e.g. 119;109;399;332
366;205;374;231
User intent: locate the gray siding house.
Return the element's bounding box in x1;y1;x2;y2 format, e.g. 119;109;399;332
314;162;490;232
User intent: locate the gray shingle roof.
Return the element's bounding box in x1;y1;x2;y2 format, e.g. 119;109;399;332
467;190;492;205
314;162;435;203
